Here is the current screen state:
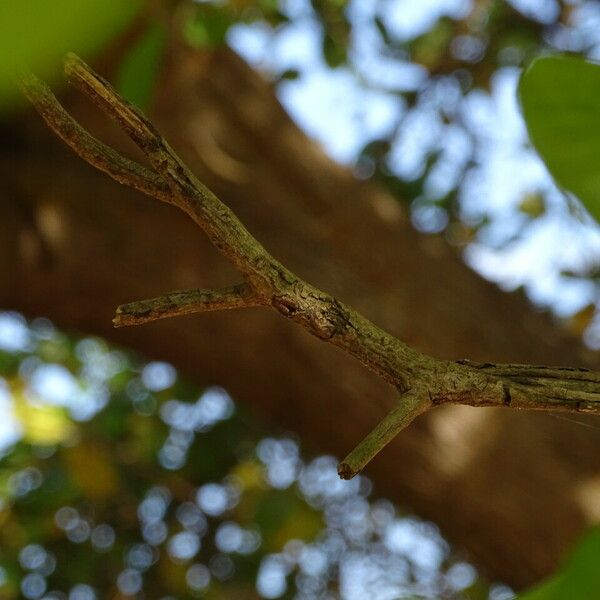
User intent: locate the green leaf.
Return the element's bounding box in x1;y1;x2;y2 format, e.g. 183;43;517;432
518;526;600;600
374;16;393;46
0;0;141;107
115;23;167;110
518;55;600;223
184;5;234;48
518;192;546;218
322;32;347;68
279;68;301;81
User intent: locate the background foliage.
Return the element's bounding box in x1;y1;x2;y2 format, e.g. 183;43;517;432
3;0;600;597
0;312;500;599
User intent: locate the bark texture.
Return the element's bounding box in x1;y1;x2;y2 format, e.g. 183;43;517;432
3;43;600;588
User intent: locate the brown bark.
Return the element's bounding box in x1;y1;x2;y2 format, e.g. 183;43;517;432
2;44;600;588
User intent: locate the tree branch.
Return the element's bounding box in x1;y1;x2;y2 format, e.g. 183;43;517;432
21;55;600;479
58;53;425;392
113;283;262;328
63;52;278;292
18;71;172;205
456;360;600;412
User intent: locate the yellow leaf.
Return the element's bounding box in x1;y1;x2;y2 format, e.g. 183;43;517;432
230;460;265;492
0;503;9;527
519;192;546;218
13;392;75;445
568;304;596;336
158;556;188;596
268;506;323;551
64;442;119;501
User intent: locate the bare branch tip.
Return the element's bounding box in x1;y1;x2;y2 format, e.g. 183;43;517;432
337;463;357;480
63;52;84;75
112;307;126;328
15;70;46;101
15;69;35;87
338;391;429;477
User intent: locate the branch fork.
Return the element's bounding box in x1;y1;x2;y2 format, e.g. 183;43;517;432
20;55;600;480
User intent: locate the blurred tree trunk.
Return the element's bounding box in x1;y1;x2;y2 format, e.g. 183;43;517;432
2;43;600;589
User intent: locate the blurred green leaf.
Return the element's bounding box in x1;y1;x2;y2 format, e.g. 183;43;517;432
519;55;600;223
374;15;393;46
257;0;287;23
185;5;235;48
410;18;454;69
518;192;545;218
279;68;301;81
519;526;600;600
0;0;141;107
255;490;323;551
322;31;347;68
115;22;166;110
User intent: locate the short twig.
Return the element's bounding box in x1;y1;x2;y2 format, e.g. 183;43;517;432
338;389;430;479
114;283;262;327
